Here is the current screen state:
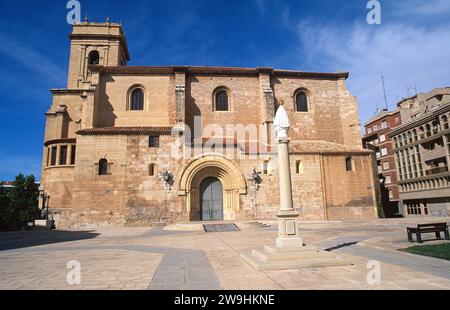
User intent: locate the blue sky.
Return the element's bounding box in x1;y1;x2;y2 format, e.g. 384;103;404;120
0;0;449;181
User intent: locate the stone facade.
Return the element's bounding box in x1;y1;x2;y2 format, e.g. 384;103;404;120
40;22;377;228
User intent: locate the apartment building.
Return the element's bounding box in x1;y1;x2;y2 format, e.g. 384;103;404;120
390;88;450;217
363;109;402;217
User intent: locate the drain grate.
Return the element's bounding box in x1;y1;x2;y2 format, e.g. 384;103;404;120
203;224;241;232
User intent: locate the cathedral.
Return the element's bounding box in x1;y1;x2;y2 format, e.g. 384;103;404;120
40;22;377;228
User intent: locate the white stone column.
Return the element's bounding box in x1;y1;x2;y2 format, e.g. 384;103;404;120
276;136;303;248
273;104;302;248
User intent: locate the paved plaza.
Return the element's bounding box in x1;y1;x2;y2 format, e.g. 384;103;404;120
0;218;449;290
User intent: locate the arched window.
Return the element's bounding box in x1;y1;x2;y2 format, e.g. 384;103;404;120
215;90;229;111
295;92;308;112
99;159;108;176
149;164;157;176
88;51;100;65
345;156;353;172
130;88;144;111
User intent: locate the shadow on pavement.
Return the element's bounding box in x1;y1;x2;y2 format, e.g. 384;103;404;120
0;230;100;251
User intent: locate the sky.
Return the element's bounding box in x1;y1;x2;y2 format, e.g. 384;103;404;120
0;0;449;181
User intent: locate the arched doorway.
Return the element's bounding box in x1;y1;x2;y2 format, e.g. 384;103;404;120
177;156;247;222
200;177;224;221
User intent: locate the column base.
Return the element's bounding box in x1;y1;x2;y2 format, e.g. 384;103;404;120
276;237;303;248
276;209;302;249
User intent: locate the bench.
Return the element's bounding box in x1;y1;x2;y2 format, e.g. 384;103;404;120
407;223;450;243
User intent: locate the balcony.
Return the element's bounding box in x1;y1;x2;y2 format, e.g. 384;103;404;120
422;147;447;162
425;166;449;176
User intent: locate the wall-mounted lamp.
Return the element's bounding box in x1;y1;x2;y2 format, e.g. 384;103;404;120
251;168;262;189
161;171;174;190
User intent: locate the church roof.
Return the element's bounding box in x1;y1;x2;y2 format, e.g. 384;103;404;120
88;65;349;79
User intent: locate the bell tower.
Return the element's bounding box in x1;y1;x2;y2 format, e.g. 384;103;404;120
67;21;130;89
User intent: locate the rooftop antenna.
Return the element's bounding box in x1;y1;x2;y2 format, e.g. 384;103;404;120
84;14;89;22
414;81;419;95
381;73;388;110
106;16;110;23
405;87;412;98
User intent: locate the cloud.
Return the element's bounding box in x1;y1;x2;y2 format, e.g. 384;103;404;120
0;31;66;85
393;0;450;17
296;17;450;125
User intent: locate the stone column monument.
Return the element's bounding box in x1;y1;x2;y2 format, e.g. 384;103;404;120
273;104;303;248
240;103;351;270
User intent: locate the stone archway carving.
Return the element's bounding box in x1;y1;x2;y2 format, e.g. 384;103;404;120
177;156;247;221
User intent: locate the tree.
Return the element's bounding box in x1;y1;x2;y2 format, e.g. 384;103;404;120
0;174;40;230
0;183;13;228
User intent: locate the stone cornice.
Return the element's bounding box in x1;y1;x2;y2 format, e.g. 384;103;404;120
44;138;77;147
77;126;174;136
50;89;95;95
88;65;349;80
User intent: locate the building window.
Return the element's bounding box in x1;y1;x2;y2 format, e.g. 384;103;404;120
59;146;68;165
50;146;57;166
296;160;304;175
389;190;394;199
149;164;157;176
373;125;377;132
215;90;229;111
442;115;449;130
345;157;353;172
395;117;400;124
46;148;50;167
262;161;269;175
381;121;388;129
130;88;144;111
295;92;308;112
385;176;392;184
88;50;100;65
379;134;386;143
383;162;390;170
367;128;372;134
149;136;160;148
98;159;108;176
381;148;388;156
70;145;76;165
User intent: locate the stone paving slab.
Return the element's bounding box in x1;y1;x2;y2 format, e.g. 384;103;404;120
0;218;449;290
